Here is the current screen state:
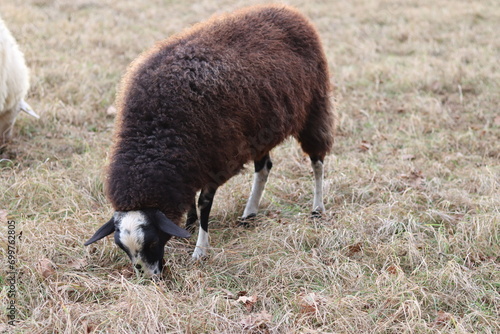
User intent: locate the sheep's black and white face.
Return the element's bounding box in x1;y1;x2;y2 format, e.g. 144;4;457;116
114;211;166;276
84;209;191;278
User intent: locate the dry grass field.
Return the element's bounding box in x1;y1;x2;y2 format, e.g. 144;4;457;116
1;0;499;332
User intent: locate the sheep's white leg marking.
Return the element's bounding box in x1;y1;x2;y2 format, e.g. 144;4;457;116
243;155;272;218
193;226;209;259
242;172;268;217
192;187;217;259
312;159;325;213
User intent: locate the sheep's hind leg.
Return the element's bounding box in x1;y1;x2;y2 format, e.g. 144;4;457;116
241;154;272;221
192;187;217;260
185;198;198;233
310;156;325;217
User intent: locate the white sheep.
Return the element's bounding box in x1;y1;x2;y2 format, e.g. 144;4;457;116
0;15;38;146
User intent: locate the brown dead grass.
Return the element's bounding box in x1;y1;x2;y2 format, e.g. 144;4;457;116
1;0;499;333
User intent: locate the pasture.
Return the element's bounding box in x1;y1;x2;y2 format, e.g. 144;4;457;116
0;0;498;332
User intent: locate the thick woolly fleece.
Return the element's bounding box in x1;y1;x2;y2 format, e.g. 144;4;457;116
107;5;335;224
0;16;30;145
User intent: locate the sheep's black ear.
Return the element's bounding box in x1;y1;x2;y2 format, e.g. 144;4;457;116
84;217;115;245
154;210;191;238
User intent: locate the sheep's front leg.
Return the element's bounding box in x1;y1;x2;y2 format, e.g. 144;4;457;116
192;187;217;259
242;154;272;219
311;157;325;215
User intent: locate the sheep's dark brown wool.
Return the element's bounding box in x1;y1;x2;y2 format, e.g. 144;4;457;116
85;5;335;277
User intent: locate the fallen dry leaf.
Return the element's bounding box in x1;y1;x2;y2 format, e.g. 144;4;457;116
240;310;272;331
346;242;363;257
299;301;317;315
298;292;327;314
237;295;258;312
55;283;77;294
220;288;245;300
37;258;56;278
359;140;372;152
432;310;453;328
401;169;425;188
410;170;423;179
401;154;416;161
237;295;256;303
386;265;398;275
67;258;87;270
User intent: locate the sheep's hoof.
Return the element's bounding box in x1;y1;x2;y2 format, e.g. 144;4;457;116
311;210;323;219
192;247;208;261
237;213;256;227
185;223;197;234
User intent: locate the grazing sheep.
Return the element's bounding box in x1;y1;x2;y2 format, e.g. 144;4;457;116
85;5;335;277
0;15;38;146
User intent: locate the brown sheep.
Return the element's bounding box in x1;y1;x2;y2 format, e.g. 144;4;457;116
85;4;335;277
